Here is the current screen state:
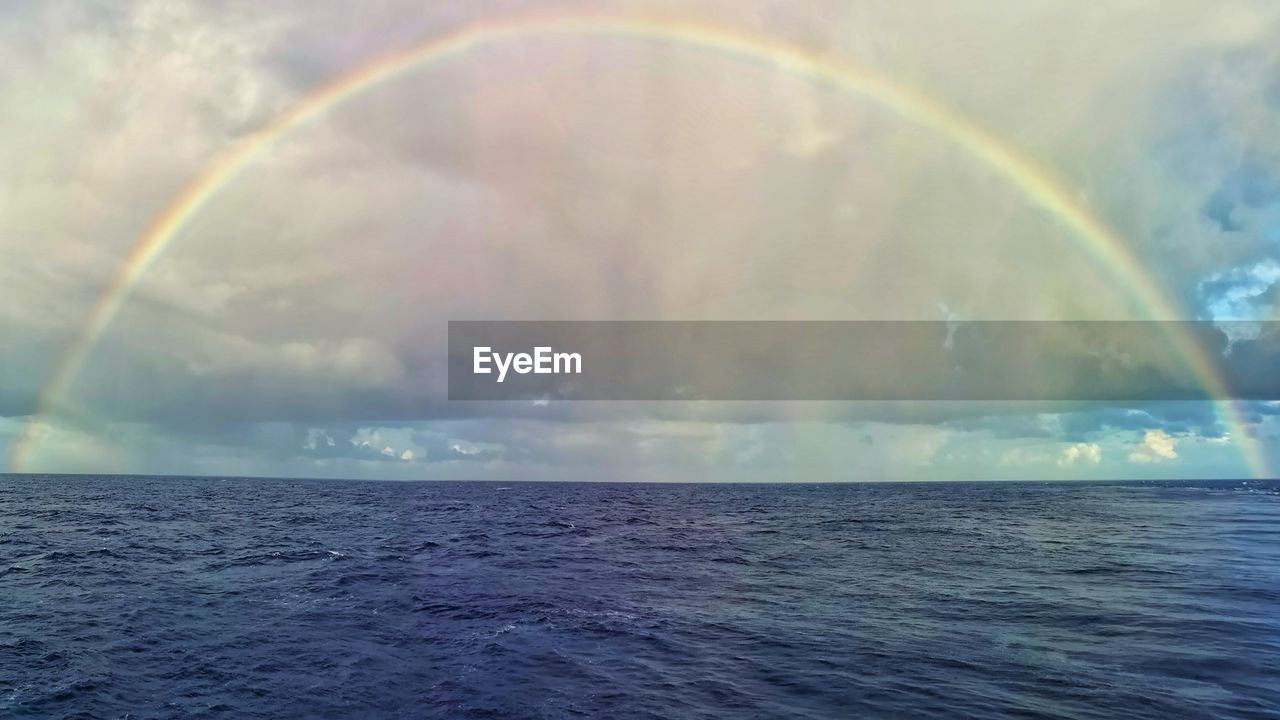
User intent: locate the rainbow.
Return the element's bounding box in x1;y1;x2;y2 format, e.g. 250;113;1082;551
11;14;1271;477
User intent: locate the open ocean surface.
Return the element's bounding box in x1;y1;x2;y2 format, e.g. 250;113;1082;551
1;476;1278;719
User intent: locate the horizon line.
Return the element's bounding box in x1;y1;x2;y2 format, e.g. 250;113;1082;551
0;471;1264;485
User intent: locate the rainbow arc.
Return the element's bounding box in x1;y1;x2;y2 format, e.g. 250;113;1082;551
11;14;1269;477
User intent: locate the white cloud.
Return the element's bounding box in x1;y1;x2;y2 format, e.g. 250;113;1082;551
302;427;335;450
1058;442;1102;466
1128;429;1179;463
350;428;394;458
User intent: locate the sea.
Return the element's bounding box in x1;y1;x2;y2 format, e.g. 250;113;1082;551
1;475;1278;719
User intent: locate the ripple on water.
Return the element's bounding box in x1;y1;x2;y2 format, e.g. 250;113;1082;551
0;476;1277;719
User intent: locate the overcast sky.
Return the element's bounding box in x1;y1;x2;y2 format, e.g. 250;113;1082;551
2;0;1278;481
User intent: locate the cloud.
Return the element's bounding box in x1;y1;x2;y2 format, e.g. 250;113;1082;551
184;336;406;386
1128;429;1180;463
349;427;414;461
1000;447;1054;467
1059;442;1102;467
4;0;1280;479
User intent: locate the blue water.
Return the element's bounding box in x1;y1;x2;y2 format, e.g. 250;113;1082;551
1;476;1278;719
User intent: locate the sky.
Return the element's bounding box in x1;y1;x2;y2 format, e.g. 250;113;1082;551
1;0;1278;481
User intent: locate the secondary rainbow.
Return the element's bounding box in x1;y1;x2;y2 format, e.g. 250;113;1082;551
12;14;1270;477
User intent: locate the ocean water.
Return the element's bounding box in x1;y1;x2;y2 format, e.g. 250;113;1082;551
1;476;1278;719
